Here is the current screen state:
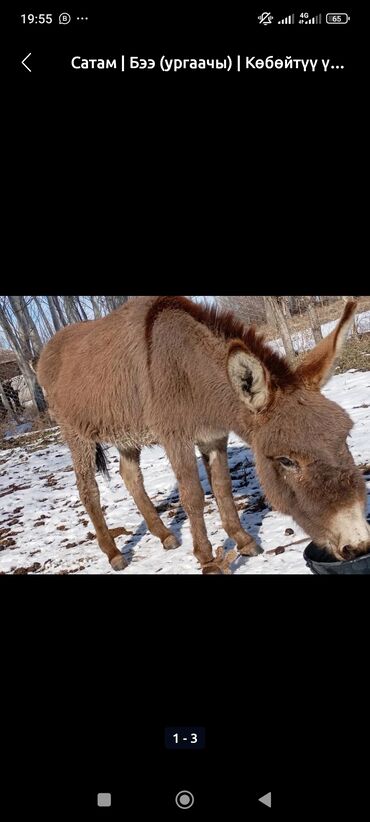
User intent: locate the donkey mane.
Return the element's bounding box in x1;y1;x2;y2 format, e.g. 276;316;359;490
145;296;296;387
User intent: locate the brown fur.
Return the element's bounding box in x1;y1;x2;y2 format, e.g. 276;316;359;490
37;297;369;571
146;296;296;387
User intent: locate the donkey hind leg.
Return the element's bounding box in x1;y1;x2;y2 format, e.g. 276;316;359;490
165;442;222;574
118;448;179;550
200;451;213;494
198;438;259;557
68;436;128;571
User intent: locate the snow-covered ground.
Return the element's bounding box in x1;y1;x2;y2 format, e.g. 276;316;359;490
1;370;369;575
270;309;370;355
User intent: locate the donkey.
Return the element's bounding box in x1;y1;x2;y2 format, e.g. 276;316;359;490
37;296;370;573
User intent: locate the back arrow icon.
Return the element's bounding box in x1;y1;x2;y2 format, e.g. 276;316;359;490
258;792;271;808
22;53;32;72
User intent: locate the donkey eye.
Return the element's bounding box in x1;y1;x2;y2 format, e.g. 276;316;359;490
277;457;297;468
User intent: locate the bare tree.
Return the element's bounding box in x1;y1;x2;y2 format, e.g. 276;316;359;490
62;295;83;324
264;296;296;362
279;296;292;320
9;296;44;354
53;296;68;327
305;297;323;344
46;296;63;331
90;296;102;319
75;297;88;321
34;297;54;339
0;299;47;413
8;296;35;357
263;296;277;329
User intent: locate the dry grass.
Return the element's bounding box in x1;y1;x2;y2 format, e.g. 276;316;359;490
0;424;61;451
334;333;370;374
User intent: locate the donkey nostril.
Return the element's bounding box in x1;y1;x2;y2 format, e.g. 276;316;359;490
341;545;353;561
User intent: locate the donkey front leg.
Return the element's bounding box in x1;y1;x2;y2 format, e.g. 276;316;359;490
198;438;259;556
118;448;179;550
68;436;128;571
165;443;222;574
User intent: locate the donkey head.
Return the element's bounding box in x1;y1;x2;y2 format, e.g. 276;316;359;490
227;301;370;561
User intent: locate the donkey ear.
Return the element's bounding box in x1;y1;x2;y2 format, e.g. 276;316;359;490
227;347;270;412
295;300;358;390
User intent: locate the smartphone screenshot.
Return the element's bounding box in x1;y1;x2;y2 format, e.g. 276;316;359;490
6;4;366;818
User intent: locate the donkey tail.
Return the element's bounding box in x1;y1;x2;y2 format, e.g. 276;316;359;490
95;443;110;479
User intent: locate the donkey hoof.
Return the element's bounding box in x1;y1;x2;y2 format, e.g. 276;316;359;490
110;553;128;571
163;534;180;551
202;562;223;575
238;539;260;557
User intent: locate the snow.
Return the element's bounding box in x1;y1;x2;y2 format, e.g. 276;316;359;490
1;371;369;575
3;422;33;440
270;309;370;355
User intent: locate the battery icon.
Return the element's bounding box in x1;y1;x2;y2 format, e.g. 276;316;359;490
326;13;350;24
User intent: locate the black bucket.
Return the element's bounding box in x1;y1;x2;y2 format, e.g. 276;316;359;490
304;542;370;575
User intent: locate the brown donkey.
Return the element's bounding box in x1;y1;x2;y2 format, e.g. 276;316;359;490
37;296;370;573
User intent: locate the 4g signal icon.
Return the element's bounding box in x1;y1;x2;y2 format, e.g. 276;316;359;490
299;12;322;24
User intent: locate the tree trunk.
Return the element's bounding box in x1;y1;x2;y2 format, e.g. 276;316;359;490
104;296;116;313
90;296;102;319
34;297;54;339
265;296;295;362
62;296;81;324
47;296;63;332
53;296;68;327
278;296;292;320
307;300;323;345
19;296;44;353
263;296;277;330
76;297;88;320
7;295;33;358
